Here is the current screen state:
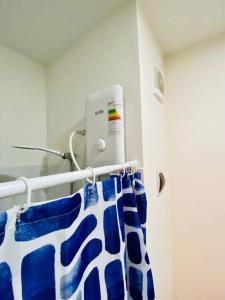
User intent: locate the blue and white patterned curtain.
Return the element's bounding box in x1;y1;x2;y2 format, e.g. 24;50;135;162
0;172;154;299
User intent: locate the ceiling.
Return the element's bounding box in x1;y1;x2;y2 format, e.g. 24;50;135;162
144;0;225;55
0;0;126;65
1;0;225;64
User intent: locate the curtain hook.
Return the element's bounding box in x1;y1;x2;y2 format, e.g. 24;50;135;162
86;167;96;187
132;164;137;174
128;166;134;175
16;177;32;220
121;162;126;177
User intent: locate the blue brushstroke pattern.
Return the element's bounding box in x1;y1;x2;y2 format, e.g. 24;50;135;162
102;178;115;201
129;267;143;300
145;253;150;265
142;227;146;244
84;267;101;300
0;212;7;246
129;174;134;182
22;245;55;300
15;194;81;241
134;172;142;180
124;211;141;228
134;180;144;191
147;270;155;299
105;260;125;300
116;176;122;194
110;175;121;194
123;193;136;207
84;184;99;209
61;214;97;266
122;173;131;189
0;262;14;300
136;194;147;224
60;239;102;299
117;197;125;241
127;232;142;264
104;205;120;254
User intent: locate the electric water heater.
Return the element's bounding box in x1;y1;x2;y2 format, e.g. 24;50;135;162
86;85;125;167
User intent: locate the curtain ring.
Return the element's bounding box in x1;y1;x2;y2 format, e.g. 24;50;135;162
128;166;134;175
121;162;126;177
86;167;96;187
132;165;137;174
16;177;32;218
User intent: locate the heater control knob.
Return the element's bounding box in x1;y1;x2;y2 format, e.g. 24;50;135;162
96;138;106;152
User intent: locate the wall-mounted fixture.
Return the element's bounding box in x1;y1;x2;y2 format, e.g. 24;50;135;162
157;170;165;195
86;85;125;167
153;66;164;103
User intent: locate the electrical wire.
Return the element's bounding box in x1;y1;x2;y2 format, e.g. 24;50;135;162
69;130;92;183
69;132;82;171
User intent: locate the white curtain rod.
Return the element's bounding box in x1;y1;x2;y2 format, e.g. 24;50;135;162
0;160;138;199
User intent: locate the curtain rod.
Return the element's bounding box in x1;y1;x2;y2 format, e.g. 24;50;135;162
0;160;138;199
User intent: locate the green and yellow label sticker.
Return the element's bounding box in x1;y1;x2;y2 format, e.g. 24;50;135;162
108;108;121;121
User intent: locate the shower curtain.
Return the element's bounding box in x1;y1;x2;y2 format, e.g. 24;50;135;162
0;172;154;300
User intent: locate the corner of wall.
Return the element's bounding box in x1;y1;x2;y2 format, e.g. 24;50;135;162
135;2;174;299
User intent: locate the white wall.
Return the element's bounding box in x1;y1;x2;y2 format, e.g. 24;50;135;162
47;0;142;197
137;2;173;300
47;1;173;298
0;3;174;296
0;43;47;210
166;35;225;300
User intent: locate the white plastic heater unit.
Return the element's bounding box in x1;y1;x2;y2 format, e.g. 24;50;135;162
86;85;125;167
